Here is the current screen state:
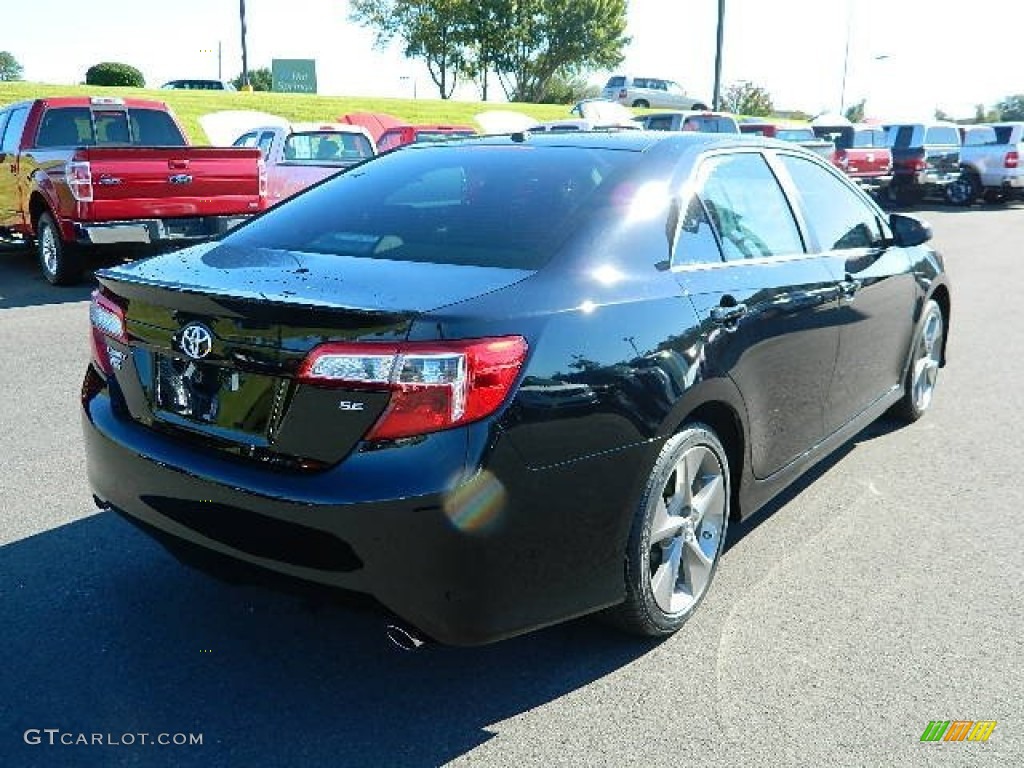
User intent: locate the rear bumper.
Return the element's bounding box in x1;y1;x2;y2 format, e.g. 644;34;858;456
82;372;641;645
73;215;251;246
851;174;892;191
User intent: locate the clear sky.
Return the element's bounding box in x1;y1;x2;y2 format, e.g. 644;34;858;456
5;0;1021;121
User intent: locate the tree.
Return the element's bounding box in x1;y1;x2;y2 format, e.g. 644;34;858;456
934;108;955;122
350;0;469;99
0;51;24;82
721;81;773;116
459;0;505;101
844;99;865;123
493;0;629;103
539;68;600;104
232;67;272;91
996;94;1024;121
85;62;145;88
973;103;998;124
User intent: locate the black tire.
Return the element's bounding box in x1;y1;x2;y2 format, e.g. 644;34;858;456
983;188;1010;204
890;299;944;423
885;179;919;207
35;211;84;286
631;99;650;109
604;423;730;637
944;175;977;206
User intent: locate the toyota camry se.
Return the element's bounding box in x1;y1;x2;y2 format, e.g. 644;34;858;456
82;132;949;646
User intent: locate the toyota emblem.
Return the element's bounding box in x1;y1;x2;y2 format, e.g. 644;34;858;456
179;323;214;360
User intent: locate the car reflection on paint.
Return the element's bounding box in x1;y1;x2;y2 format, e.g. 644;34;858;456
82;131;950;646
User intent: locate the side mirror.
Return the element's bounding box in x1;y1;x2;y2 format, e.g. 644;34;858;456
889;213;932;247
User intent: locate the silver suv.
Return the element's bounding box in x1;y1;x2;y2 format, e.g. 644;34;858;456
602;76;707;110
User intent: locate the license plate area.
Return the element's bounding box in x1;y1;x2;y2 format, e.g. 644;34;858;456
152;354;278;435
154;356;231;422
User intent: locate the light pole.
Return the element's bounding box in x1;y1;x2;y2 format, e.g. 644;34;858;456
239;0;250;90
712;0;725;111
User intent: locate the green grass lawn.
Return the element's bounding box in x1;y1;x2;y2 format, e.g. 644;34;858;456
0;82;576;144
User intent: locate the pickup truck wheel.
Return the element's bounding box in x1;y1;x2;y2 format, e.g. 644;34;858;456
631;99;650;109
36;212;84;286
944;176;976;206
983;189;1010;204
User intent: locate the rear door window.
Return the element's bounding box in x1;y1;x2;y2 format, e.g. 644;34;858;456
696;152;804;260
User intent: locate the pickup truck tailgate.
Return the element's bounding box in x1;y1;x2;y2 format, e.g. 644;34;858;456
82;147;264;220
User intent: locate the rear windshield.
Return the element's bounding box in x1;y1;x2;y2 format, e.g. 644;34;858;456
993;126;1014;144
775;128;815;142
413;130;476;143
924;126;960;146
225;143;636;270
35;107;186;147
682;116;738;133
283;131;374;163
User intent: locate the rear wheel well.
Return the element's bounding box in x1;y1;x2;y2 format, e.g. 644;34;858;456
929;286;951;364
683;402;745;520
28;193;50;232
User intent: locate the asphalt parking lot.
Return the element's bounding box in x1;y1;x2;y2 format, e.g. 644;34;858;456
1;202;1022;767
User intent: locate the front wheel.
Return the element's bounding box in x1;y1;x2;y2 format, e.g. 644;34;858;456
891;299;944;423
604;423;730;637
36;211;84;286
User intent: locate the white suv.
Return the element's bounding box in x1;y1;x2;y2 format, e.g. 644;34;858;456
601;76;707;110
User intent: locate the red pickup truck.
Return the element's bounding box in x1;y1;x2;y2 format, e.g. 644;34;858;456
0;96;266;284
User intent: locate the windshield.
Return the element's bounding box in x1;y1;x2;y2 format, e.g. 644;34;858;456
225;143;636;270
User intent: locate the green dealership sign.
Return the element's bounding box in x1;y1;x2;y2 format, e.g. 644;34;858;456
272;59;317;94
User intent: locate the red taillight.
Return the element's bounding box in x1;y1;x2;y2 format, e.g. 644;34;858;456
257;157;268;199
1005;151;1019;169
89;289;126;375
618;89;627;99
835;149;849;169
297;336;529;440
67;160;93;202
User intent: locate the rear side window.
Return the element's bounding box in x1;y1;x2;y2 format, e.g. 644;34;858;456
35;107;186;147
673;195;724;266
993;126;1014;144
696;152;804;260
225;144;635;270
779;155;884;251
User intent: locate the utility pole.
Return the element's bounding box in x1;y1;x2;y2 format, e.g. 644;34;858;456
712;0;725;110
239;0;250;89
218;41;223;81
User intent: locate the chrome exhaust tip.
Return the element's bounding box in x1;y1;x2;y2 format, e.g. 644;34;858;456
385;623;429;651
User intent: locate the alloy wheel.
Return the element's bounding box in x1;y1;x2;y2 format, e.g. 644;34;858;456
911;305;943;412
647;444;727;615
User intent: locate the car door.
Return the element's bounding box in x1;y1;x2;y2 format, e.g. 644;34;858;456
674;150;841;480
773;151;916;433
0;106;29;229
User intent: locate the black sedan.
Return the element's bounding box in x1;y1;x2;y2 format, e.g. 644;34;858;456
82;131;949;646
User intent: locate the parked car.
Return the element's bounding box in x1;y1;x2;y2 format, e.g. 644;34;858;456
161;79;237;91
377;124;477;152
602;75;708;110
635;111;740;133
739;122;834;160
232;123;375;204
83;132;949;646
0;96;266;285
813;123;892;194
884;121;970;205
958;122;1024;203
